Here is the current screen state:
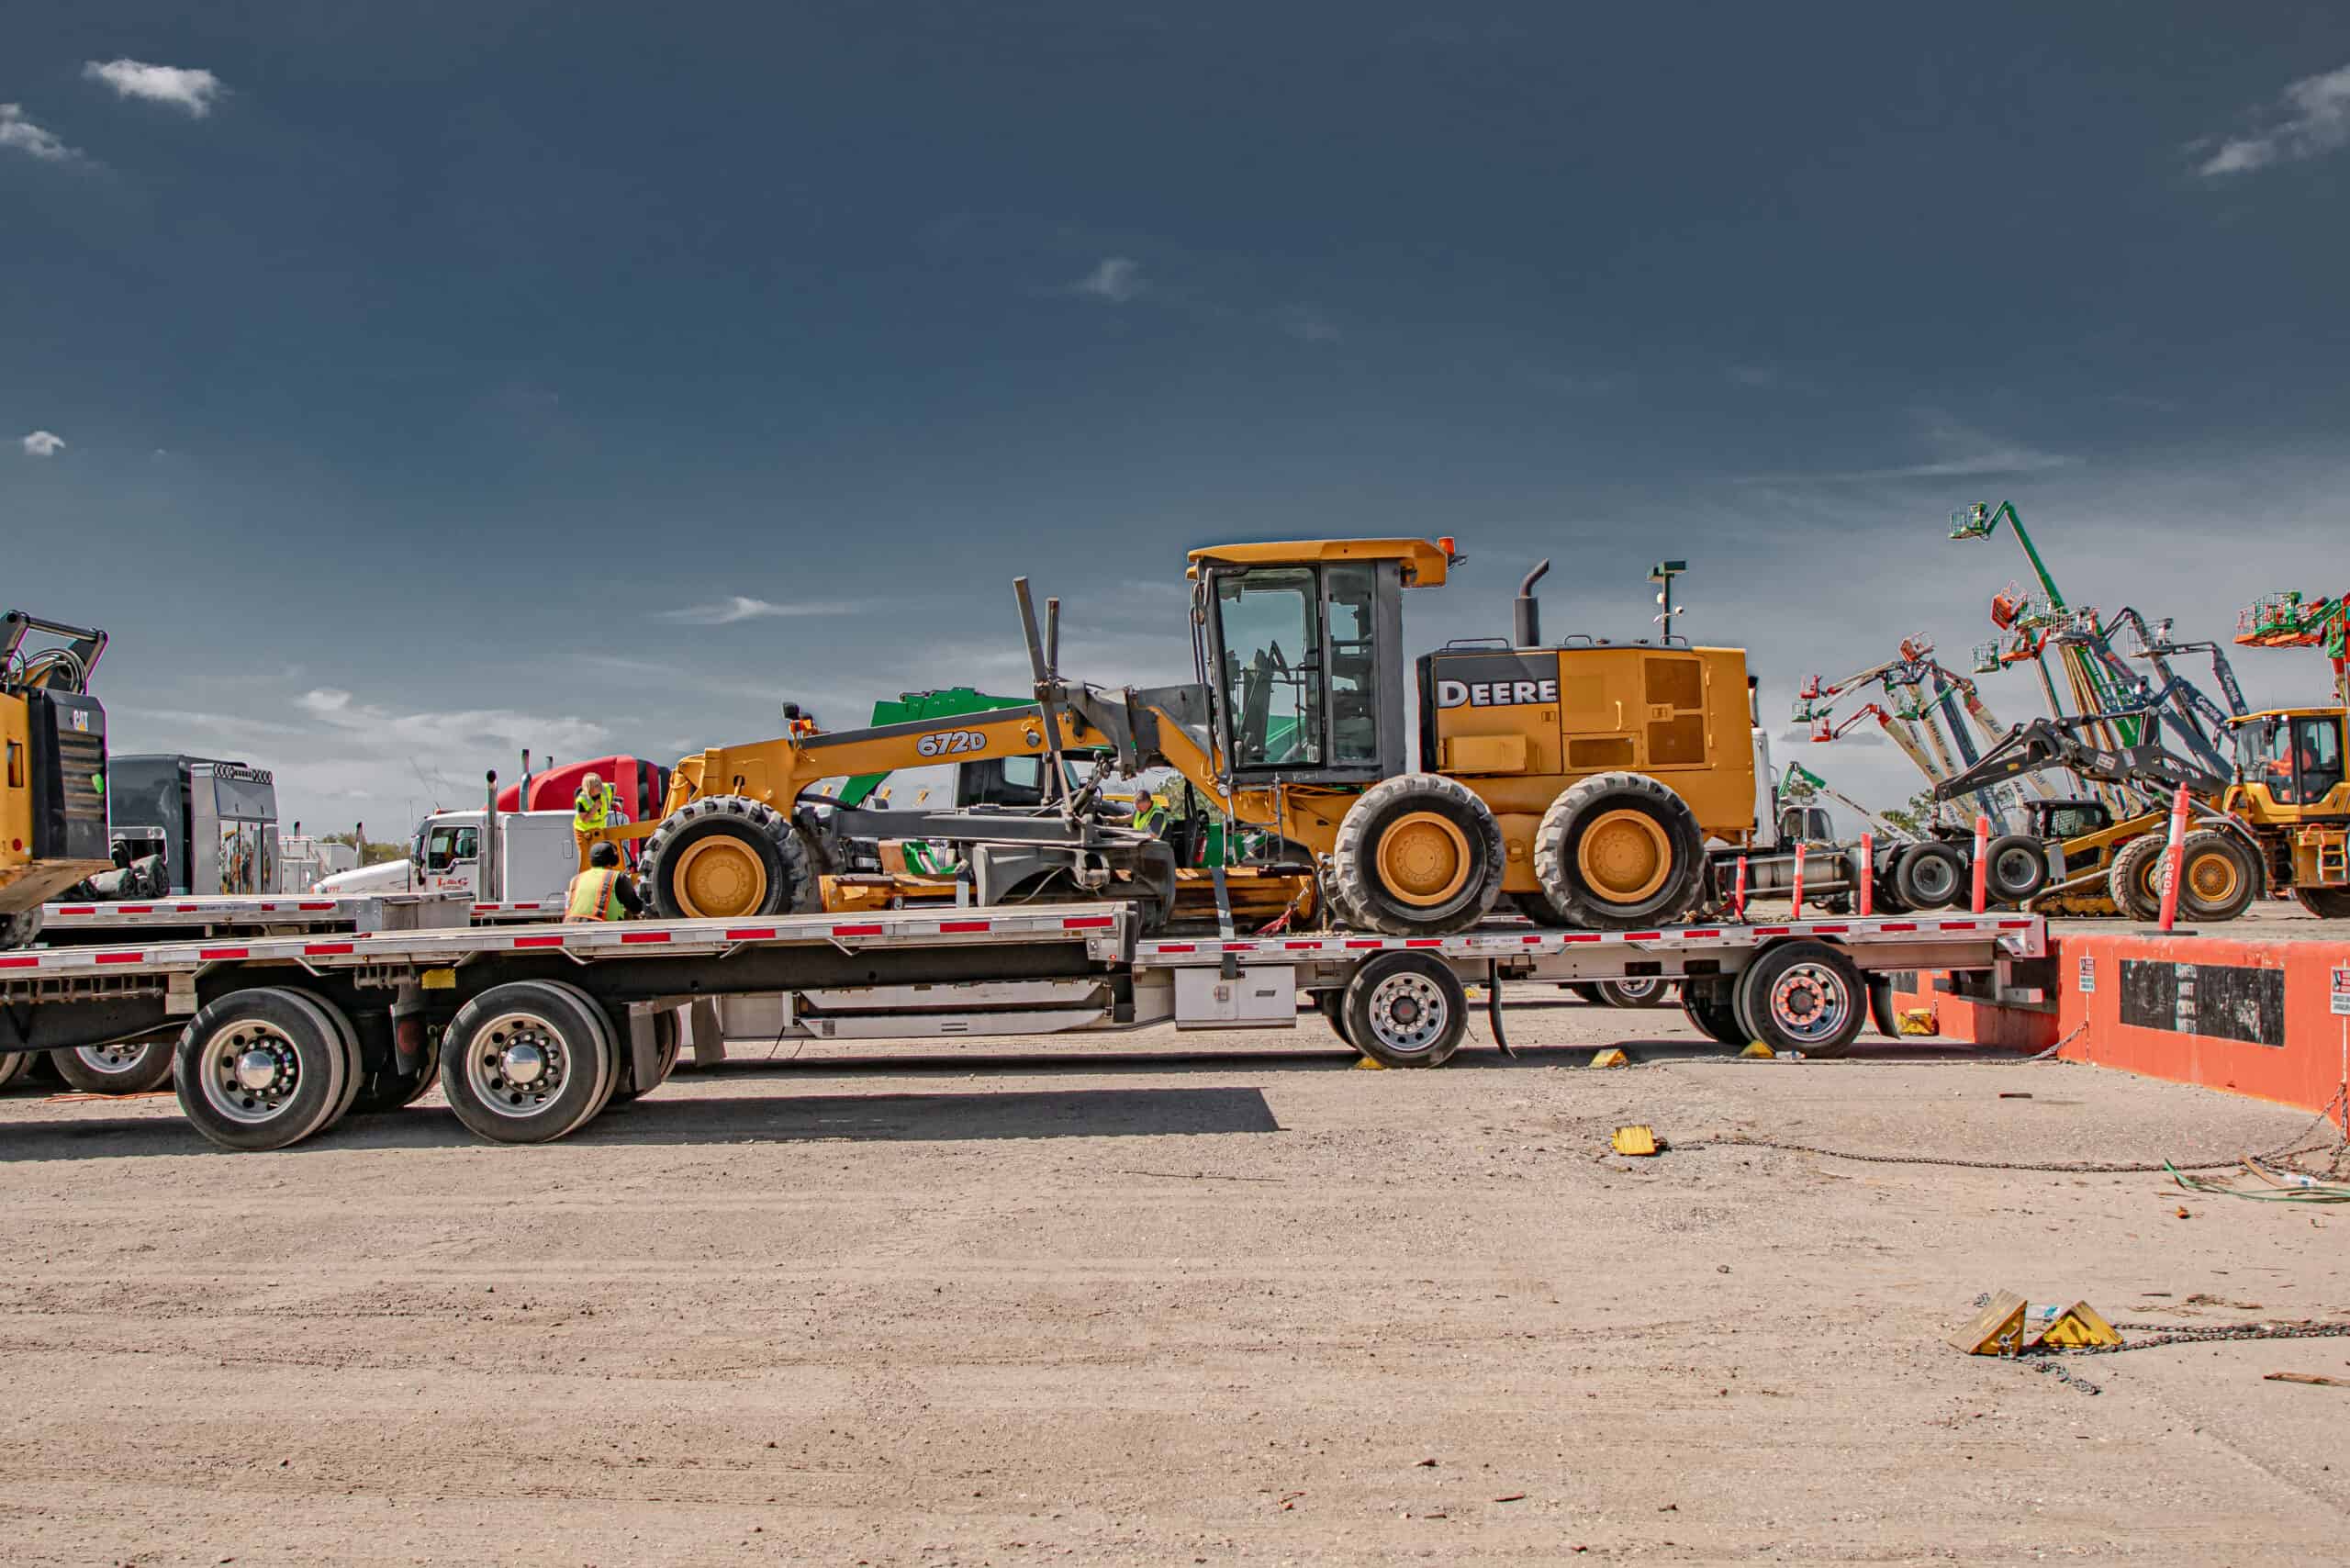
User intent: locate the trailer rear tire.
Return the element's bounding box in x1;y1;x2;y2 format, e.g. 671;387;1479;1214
1560;980;1604;1004
1982;834;2049;905
1341;953;1468;1067
1735;940;1864;1058
173;988;353;1152
351;1055;440;1114
440;980;617;1144
2173;832;2260;923
1679;978;1746;1047
2109;834;2165;923
641;795;815;921
286;991;368;1133
0;1051;31;1091
1595;978;1674;1008
606;1008;681;1103
1893;842;1966;911
1330;775;1505;936
1533;773;1706;929
1313;988;1358;1051
54;1033;178;1094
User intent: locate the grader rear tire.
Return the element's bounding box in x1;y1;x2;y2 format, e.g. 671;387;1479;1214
2296;886;2350;920
641;795;815;920
1532;773;1705;930
1329;775;1505;935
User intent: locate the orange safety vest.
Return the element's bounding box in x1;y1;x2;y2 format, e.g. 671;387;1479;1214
564;868;625;923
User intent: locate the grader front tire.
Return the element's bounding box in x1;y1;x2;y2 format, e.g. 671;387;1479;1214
640;796;815;920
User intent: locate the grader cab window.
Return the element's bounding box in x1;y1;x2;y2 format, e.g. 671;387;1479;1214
1324;565;1381;766
2295;716;2344;803
1214;568;1324;769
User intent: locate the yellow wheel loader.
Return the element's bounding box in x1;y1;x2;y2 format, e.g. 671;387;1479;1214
2;612;111;948
592;539;1758;934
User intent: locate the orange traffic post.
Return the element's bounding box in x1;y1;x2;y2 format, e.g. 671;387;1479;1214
1859;833;1874;917
2157;783;2190;932
1734;856;1749;923
1791;842;1806;917
1971;813;1990;913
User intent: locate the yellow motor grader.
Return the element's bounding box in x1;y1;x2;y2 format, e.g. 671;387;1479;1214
591;539;1760;935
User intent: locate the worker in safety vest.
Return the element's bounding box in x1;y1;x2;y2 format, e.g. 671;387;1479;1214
565;840;646;922
575;773;613;833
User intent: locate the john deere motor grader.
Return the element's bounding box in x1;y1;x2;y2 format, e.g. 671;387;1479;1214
593;539;1756;935
2;611;111;948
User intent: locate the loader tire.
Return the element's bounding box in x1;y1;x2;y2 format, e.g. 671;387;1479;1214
1329;775;1505;936
641;795;815;920
2108;834;2166;923
2173;832;2260;924
1982;834;2049;905
1532;772;1705;929
1;908;40;950
2295;886;2350;920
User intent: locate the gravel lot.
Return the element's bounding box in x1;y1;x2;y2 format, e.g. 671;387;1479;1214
4;990;2347;1565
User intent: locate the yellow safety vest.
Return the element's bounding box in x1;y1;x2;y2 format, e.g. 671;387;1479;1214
564;868;625;923
574;788;610;833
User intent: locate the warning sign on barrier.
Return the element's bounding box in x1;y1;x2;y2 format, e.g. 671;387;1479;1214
2333;966;2350;1018
2077;955;2096;994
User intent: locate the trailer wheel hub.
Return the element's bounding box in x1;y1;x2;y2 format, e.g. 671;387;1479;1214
1578;810;1673;902
1376;812;1472;907
499;1041;549;1086
232;1048;281;1092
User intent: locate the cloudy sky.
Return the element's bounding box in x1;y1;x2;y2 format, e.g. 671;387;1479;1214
6;3;2348;834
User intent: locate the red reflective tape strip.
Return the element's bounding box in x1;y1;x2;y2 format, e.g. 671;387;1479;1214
199;946;250;959
1404;938;1443;947
1681;929;1721;939
1344;938;1386;949
118;904;152;913
1061;914;1116;930
1807;924;1851;934
1751;925;1790;935
511;935;565;948
54;905;95;915
620;930;671;944
174;903;200;913
1283;939;1325;950
471;905;495;914
1561;933;1602;944
1878;922;1918;933
1155;943;1197;953
830;924;884;936
0;955;39;969
1999;919;2035;930
304;942;354;956
1625;931;1662;941
1224;942;1256;952
723;926;778;940
95;951;145;964
938;920;991;934
1939;920;1979;931
1522;934;1545;944
299;902;337;911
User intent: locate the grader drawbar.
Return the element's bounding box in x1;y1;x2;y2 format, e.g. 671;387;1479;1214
592;539;1761;936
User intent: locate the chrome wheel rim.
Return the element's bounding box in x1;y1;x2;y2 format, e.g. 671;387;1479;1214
1363;972;1447;1056
198;1021;302;1125
75;1037;162;1077
467;1011;571;1119
1764;963;1852;1046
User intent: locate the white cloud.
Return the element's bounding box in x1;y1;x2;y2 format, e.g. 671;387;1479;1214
82;59;224;118
20;430;66;457
297;687;612;758
1733;409;2076;484
1066;256;1146;303
654;595;861;626
0;104;77;162
2193;62;2350;177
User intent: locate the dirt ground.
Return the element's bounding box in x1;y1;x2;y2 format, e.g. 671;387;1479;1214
5;990;2349;1566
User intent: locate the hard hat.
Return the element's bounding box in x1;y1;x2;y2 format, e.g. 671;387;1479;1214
588;840;621;868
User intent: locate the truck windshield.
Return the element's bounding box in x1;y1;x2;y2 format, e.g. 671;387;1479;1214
1214;568;1323;769
424;824;479;871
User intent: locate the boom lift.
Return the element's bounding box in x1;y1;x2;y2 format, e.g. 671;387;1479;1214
593;540;1759;935
1;611;111;947
2230;592;2350;917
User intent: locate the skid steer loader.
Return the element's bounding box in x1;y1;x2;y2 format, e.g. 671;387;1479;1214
593;539;1758;934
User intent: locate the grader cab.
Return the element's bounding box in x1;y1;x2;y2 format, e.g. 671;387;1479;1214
602;538;1756;935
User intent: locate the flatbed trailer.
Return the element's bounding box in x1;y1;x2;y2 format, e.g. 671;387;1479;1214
37;891;558;942
0;905;2047;1153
